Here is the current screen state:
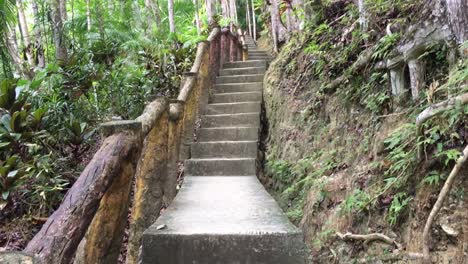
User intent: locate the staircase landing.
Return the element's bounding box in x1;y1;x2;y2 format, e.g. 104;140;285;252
142;36;306;264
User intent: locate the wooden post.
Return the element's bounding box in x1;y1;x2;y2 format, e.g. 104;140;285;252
243;44;249;61
221;27;230;66
126;99;170;264
230;32;237;61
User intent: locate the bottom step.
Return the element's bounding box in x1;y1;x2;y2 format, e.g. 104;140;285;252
142;176;306;264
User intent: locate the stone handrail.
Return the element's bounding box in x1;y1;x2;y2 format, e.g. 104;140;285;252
10;26;247;264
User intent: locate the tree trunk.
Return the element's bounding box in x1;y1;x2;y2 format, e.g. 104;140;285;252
270;0;279;52
357;0;368;32
251;0;256;40
59;0;67;22
221;0;229;18
49;0;68;65
24;133;141;264
206;0;215;27
229;0;238;24
145;0;162;28
16;0;35;67
246;0;252;37
86;0;91;32
445;0;467;43
32;1;45;68
107;0;114;14
6;28;25;73
193;0;201;35
168;0;176;33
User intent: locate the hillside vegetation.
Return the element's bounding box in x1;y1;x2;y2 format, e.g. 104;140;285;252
260;0;467;262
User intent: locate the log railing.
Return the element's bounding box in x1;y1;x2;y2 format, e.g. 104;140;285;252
5;26;248;264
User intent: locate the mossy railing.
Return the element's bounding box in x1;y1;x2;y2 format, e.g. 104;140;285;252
4;26;248;264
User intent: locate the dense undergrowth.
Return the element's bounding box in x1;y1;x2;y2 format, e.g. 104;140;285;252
0;0;207;250
262;0;467;260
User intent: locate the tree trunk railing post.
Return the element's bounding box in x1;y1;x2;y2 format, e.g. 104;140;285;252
237;28;244;61
221;27;230;66
125;99;170;264
208;27;221;81
230;31;238;62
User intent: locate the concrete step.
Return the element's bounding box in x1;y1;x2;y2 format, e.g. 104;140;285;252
191;141;258;158
223;60;267;69
249;55;270;59
201;113;260;128
216;74;264;84
198;127;259;142
211;91;262;104
185;158;256;176
249;51;267;55
220;67;266;76
205;102;261;115
142;176;306;263
214;82;262;93
248;58;270;62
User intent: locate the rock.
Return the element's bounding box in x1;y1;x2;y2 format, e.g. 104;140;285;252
0;252;36;264
441;224;459;237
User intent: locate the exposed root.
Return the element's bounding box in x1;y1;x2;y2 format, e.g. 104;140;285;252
358;252;423;263
416;92;468;159
336;232;402;250
323;48;374;93
416;93;468;127
422;144;468;263
337;232;426;262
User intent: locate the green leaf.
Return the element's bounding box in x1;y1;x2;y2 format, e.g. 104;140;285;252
0;114;12;132
7;170;18;178
0;79;16;110
2;191;9;200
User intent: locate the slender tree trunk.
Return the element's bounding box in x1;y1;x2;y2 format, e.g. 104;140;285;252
49;0;68;64
206;0;215;27
168;0;176;33
6;28;33;79
154;0;162;27
59;0;67;22
246;0;252;37
107;0;114;14
16;0;35;67
270;0;279;52
229;0;238;24
96;0;106;40
32;1;46;68
86;0;91;32
6;28;24;71
145;0;162;28
193;0;201;35
221;0;229;18
357;0;368;32
251;0;256;40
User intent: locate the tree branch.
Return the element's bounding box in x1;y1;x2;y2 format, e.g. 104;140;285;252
422;144;468;263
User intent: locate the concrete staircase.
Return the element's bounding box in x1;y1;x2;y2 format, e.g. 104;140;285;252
142;36;306;263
